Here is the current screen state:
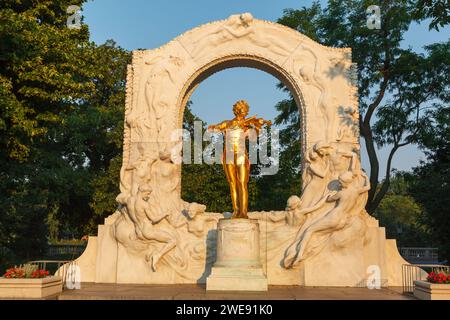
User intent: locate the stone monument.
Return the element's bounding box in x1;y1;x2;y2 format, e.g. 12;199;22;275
60;13;411;289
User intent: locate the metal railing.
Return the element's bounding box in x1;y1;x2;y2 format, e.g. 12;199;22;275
26;260;78;289
399;247;439;264
46;244;86;257
402;264;450;294
26;260;69;273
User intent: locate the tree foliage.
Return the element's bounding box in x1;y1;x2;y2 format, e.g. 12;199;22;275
374;171;430;246
252;89;302;211
0;1;130;266
408;107;450;263
277;0;449;213
412;0;450;30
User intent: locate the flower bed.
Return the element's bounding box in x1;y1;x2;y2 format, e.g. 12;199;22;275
0;264;62;299
414;271;450;300
4;266;49;279
427;271;450;284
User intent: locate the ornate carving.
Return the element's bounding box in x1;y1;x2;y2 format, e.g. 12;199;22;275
290;46;333;141
300;141;333;208
283;170;370;268
190;13;293;59
336;106;359;143
120;64;134;195
117;143;152;206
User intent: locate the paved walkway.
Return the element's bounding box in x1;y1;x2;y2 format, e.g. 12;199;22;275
58;283;415;300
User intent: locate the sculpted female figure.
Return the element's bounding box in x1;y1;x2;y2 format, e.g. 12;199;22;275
116;143;155;205
300;141;333;208
125;184;177;271
208;100;271;218
283;171;370;268
150;150;186;224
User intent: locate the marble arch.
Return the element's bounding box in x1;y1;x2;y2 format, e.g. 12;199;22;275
123;12;359;173
63;13;413;288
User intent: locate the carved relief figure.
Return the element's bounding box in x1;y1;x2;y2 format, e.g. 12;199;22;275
191;13;292;58
352;168;370;217
146;55;183;133
327;146;358;190
283;170;370;268
300;141;333;208
116;143;155;205
127;55;183;149
286;194;330;227
208;100;271;218
126;184;177;271
170;203;219;237
292;47;333;140
336;106;359;142
150;150;186;223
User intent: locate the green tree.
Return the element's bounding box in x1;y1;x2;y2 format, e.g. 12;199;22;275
0;1;130;267
412;0;450;30
0;0;92;265
253;94;302;211
374;171;430;246
277;0;449;213
67;41;130;234
409;106;450;263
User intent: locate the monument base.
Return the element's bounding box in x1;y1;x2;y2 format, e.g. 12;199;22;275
206;218;268;291
207;266;268;291
63;212;412;287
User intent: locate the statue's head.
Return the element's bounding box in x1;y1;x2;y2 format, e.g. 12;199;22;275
286;195;301;210
138;184;152;201
233;100;249;118
240;13;254;26
313;141;332;156
338;171;353;189
188;202;206;218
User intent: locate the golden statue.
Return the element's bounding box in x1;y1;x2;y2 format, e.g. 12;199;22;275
208;100;271;219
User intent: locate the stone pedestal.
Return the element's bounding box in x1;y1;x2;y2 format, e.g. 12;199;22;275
206;218;268;291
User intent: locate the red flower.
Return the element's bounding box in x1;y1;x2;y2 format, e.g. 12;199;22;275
3;266;49;279
427;271;450;284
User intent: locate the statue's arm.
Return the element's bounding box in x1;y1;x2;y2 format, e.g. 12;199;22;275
350;152;358;172
327;192;340;202
308;162;327;178
296;195;328;215
269;212;286;222
208;120;229;132
169;214;188;228
359;174;371;194
222;24;252;38
246;117;271;134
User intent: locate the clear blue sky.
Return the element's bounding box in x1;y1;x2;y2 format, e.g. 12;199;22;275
82;0;448;175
